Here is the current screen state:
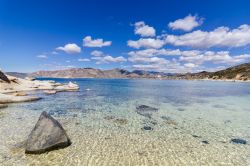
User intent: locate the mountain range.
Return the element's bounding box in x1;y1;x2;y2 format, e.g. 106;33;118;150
6;63;250;81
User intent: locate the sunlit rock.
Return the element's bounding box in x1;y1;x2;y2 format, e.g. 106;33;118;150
25;111;71;154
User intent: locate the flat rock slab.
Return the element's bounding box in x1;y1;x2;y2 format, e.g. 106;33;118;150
25;111;71;154
44;90;57;95
136;105;158;118
0;93;41;104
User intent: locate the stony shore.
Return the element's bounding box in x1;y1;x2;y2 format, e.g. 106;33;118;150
0;72;79;105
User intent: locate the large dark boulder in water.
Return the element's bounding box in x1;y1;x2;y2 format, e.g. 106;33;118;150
25;111;71;154
136;105;158;118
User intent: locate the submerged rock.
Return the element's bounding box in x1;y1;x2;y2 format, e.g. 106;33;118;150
192;134;202;138
104;115;128;125
136;105;158;112
149;120;157;125
177;108;185;111
25;111;71;154
164;119;178;126
0;104;8;109
104;115;115;120
113;118;128;125
161;116;178;126
201;140;209;144
213;104;226;108
230;138;247;144
136;105;158;118
224;120;232;124
161;116;169;120
142;119;158;126
142;126;153;131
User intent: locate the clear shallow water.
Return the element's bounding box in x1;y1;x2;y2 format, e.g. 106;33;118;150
0;79;250;165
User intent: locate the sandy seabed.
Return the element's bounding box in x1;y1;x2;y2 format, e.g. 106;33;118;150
0;95;249;166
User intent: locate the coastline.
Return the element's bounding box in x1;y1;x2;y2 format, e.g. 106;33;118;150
1;72;248;105
34;76;250;83
0;73;80;105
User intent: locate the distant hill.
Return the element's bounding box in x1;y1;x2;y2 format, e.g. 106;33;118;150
29;68;166;79
6;72;28;79
7;62;250;81
179;63;250;81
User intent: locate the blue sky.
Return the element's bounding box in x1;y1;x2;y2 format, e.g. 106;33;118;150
1;0;250;73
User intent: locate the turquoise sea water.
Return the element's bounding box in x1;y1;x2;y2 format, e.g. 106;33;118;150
0;79;250;165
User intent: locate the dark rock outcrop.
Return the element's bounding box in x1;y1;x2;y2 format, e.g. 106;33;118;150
0;70;10;83
25;111;71;154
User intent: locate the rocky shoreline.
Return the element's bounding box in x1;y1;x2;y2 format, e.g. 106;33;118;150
0;71;79;105
0;71;79;154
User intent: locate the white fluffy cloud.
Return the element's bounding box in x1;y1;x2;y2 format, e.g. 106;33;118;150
90;50;104;57
92;56;126;64
78;58;90;62
56;43;81;54
83;36;112;47
42;63;76;70
165;24;250;48
168;14;203;31
128;49;202;57
184;63;198;68
128;46;250;73
90;50;126;64
128;48;180;57
134;21;156;37
37;54;48;58
51;51;58;55
128;55;169;64
127;38;165;49
131;61;194;73
179;51;250;64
